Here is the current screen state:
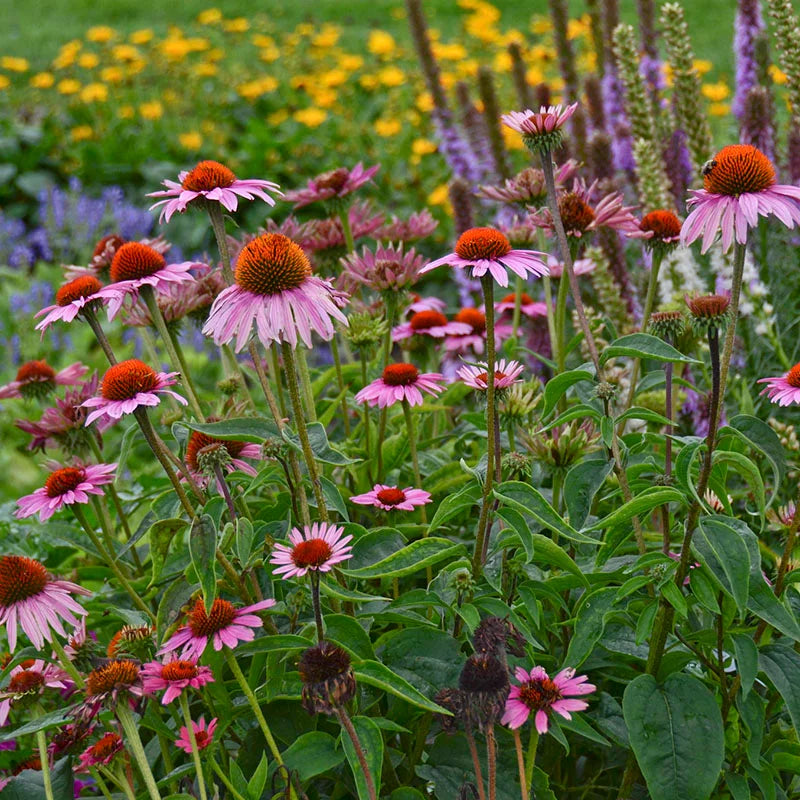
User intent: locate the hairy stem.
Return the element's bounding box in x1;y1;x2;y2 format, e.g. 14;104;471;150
179;692;208;800
336;706;378;800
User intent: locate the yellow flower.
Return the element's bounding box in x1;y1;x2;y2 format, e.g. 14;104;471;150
709;102;730;117
701;82;729;102
126;61;146;76
140;100;163;120
112;44;141;62
567;15;590;40
311;88;337;108
1;56;29;72
378;66;405;87
0;75;9;90
30;72;55;89
70;125;93;141
77;53;99;69
367;30;396;56
359;74;379;90
374;118;401;137
268;109;289;125
223;18;249;33
493;51;512;73
260;46;280;62
294;107;327;127
207;47;224;61
252;34;274;48
100;66;124;83
320;69;347;88
236;77;278;99
530;17;552;34
312;26;340;48
412;138;436;156
52;53;76;70
57;79;81;95
186;38;210;52
502;125;525;151
416;92;433;112
193;63;218;77
160;38;192;61
295;23;315;36
770;65;787;85
179;131;203;150
440;71;456;90
693;59;713;76
428;183;451;207
130;29;154;45
432;42;467;60
197;8;222;25
526;66;544;85
118;105;134;119
163;89;179;104
80;82;107;102
338;54;363;71
86;26;115;43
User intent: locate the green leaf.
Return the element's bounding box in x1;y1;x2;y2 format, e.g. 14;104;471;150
529;533;589;586
148;518;187;586
748;577;800;641
156;578;196;642
0;757;72;800
320;475;349;521
530;767;558;800
341;537;464;579
732;634;758;699
354;660;451;714
189;514;217;611
283;421;357;464
235;634;313;656
281;732;344;781
623;673;724;800
247;752;269;800
494;480;599;545
564;458;614;529
588;487;684;533
711;449;765;518
726;414;785;502
180;417;280;443
759;645;800;733
235;518;258;566
565;587;617;667
341;716;383;800
694;516;751;614
0;709;69;742
324;614;375;660
615;406;672;427
542;369;595;417
426;481;480;533
600;333;699;365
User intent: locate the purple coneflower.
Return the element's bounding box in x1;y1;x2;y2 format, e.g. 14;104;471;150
495;292;548;319
185;429;261;488
202;233;348;351
0;660;68;726
350;484;432;511
341;242;425;294
285;163;379;209
682;145;800;252
158;597;275;660
376;210;438;241
458;358;524;391
0;361;88;400
501;103;579;152
355;363;444;408
501;665;595;733
392;310;471;342
0;555;89;651
758;363;800;406
140;657;214;705
77;733;124;771
175;717;217;754
477;161;578;205
421;227;548;288
35;276;126;331
148;160;281;223
81;360;186;426
407;295;447;314
270;523;353;579
444;307;512;355
638;210;683;252
15;463;116;522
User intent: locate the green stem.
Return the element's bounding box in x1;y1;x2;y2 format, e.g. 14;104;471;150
179;692;208;800
210;758;248;800
72;504;155;621
336;706;377;800
88;768;115;800
221;344;257;411
282;342;328;522
117;702;162;800
338;207;356;254
295;346;318;422
270;346;288;418
554;273;569;375
331;337;351;435
360;350;372;470
51;635;84;688
716;242;747;417
513;729;528;800
310;571;325;642
82;306;117;365
472;277;497;578
511;275;524;346
401;400;427;524
207;203;233;284
141;286;205;421
34;715;54;800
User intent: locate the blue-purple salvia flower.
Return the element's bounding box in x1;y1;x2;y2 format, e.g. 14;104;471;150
432;109;484;184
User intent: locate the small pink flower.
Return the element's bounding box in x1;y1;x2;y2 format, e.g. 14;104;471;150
502;665;595;733
158;597;276;660
270;523;353;579
0;361;88;400
407;295;447;315
458;358;524;391
341;242;426;294
77;733;124;770
175;717;217;754
376;210;438;242
16;463;117;522
202;233;348;351
546;255;596;279
35;276;126;332
141;657;214;705
392;310;471;342
758;363;800;406
0;555;90;651
0;660;68;726
478;161;579;205
355;363;444;408
444;307;513;356
285;163;379;209
350;484;432;511
501;103;579;138
148;160;281;223
495;292;548;319
421;227;548;288
682;145;800;253
81;360;187;426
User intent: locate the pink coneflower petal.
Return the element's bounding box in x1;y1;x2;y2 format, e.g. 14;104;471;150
175;716;218;754
758;364;800;406
355;363;444;409
457;358;524;391
350;484;432;511
269;522;353;579
285;163;379;209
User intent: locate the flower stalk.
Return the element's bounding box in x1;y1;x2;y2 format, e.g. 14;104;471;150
336;705;378;800
117;702;163;800
179;693;209;800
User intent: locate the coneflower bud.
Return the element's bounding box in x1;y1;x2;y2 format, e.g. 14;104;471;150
298;642;356;715
261;436;286;461
685;294;731;333
458;653;509;728
342;310;388;348
649;310;686;340
434;687;466;734
107;625;155;660
216;376;241;396
449;178;475;237
502;451;532;481
595;381;617;401
195;442;232;476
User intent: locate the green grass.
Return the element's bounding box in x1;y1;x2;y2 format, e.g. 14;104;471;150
0;0;739;80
